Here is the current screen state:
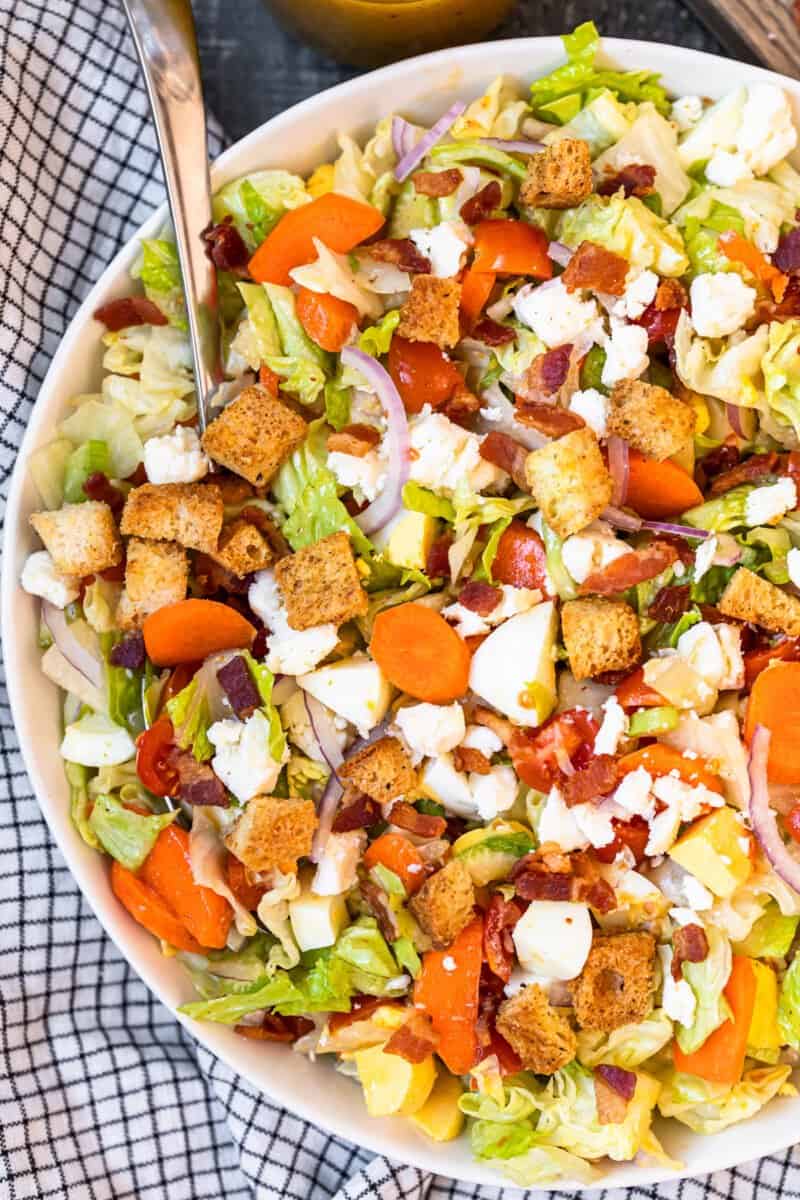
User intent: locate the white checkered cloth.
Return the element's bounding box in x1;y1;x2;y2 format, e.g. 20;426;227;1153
1;2;799;1197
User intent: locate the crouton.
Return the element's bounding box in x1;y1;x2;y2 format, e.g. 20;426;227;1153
30;501;122;577
116;538;188;629
496;984;577;1074
211;519;274;577
409;858;475;949
275;531;368;631
719;567;800;637
608;380;696;463
120;482;223;554
201;384;308;486
519;138;592;209
572;931;656;1032
224;794;317;874
396;275;461;349
562;598;641;681
524;427;613;539
339;736;417;804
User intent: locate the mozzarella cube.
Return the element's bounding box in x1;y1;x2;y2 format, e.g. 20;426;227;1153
513;278;603;349
409;221;472;278
408;408;507;496
601;318;649;387
469;601;558;726
208;710;286;804
689;273;757;338
60;712;136;767
312;831;365;896
143;426;209;484
289;889;348;952
421;753;475;817
568;388;610;437
745;477;797;527
249;569;339;676
394;702;466;764
21;549;80;608
299;654;393;736
512;900;593;981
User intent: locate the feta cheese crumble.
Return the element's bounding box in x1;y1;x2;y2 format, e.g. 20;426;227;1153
512;278;603;349
249;569;338;676
745;477;797;527
143;425;209;484
21;550;80;608
409;221;472;278
394;702;466;764
568;388;610;437
408;408;507;496
689;273;757;339
208;710;287;804
601;318;649;387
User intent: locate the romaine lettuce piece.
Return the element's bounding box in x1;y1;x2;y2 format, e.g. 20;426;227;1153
231;282;282;369
59;399;143;480
762;319;800;442
557;194;688;275
778;956;800;1048
577;1008;674;1068
676;179;796;255
450;76;529;141
593;104;691;214
734;901;799;958
545;90;634;157
658;1065;794;1133
28;437;74;510
88;792;174;870
673;310;767;409
135;239;185;326
212;170;310;251
675;926;733;1054
166;676;214;763
62;441;110;504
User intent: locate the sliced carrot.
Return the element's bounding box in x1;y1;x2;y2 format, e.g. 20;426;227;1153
142;599;255;666
460;265;496;327
363;832;426;895
140;826;233;950
415;916;483;1076
295;285;359;351
673;955;756;1084
744;661;800;783
370;603;471;703
472;219;552;278
110;859;202;954
625;449;703;519
258;364;280;394
617;744;724;793
615;667;669;710
718;232;788;301
248;193;385;285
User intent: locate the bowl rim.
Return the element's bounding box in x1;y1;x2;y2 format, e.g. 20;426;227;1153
3;33;800;1190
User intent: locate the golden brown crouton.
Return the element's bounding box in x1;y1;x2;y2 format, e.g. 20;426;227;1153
201;384;308;486
519;139;592;209
339;736;417;804
275;531;368;631
396;275;461;349
116;538;188;629
496;984;577;1074
561;598;641;681
525;427;613;539
30;501;122;576
608;380;696;463
120;482;223;554
211;519;274;577
572;932;656;1032
719;567;800;637
224;795;317;874
409;858;475;948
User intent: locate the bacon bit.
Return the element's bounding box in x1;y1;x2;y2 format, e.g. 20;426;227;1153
561;240;628;296
710;451;779;496
327;424;381;457
471;704;514;746
699;436;740;481
361;877;400;942
580;541;678;596
453;746;492;775
596;1063;637;1101
472;316;516;346
94;296;168;331
441;379;481;425
479;430;529;490
83;471;125;514
239;506;291;560
235;1014;314;1042
389;799;447;838
194;553;252;597
514;400;585;437
597;163;657;199
365;237;431;273
413;168;463;197
458;581;502;616
169;752;229;807
426;533;453;579
637;300;681;346
327;995;397;1034
217;655;261;719
540;344;573;393
226;854;269;911
594;814;650;865
752;274;800;326
595;1067;634;1123
460;180;503;225
109;631;145;669
333;792;381;832
785;449;800;489
513;847;615;910
483;893;525;983
514;867;573;901
774;227;800;273
561;754;621;807
672;923;709;980
384;1010;439;1063
202;216;249;273
509;709;598;793
655;279;688;311
648;583;691;623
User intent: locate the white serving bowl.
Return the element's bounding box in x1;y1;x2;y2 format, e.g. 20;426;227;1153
3;34;800;1190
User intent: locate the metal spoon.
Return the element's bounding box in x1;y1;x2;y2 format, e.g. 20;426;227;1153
121;0;221;432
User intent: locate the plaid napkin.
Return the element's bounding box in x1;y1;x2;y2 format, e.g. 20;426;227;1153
1;2;799;1197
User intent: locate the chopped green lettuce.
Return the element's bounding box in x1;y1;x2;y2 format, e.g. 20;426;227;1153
401;482;455;522
682;485;751;533
135;239;185;326
778;957;800;1048
577;1008;674;1068
658;1066;794;1133
88;792;174;870
450;76;529;141
681;200;746;277
358;310;400;358
675;926;733;1055
545;90;634;157
558;194;688;276
62;441;111;503
28;437;75;510
59;399;143;480
762;319;800;442
212;170;310;251
734;901;799;958
231;282;282;369
166;677;214;763
592;104;690;214
66;761;100;850
674;311;768;410
428;141;528;181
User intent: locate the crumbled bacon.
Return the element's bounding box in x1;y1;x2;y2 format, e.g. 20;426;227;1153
169;752;228;807
94;296;168;331
561;240;628;296
202;217;250;273
596;1063;637;1101
593;815;650;865
333;792;381;832
109;631;145;669
453;746;492;775
509;709;598;792
413;168;463;197
384;1010;439;1063
460;180;502;225
655;279;688;311
710;451;779;496
514;400;585;437
561;754;621;807
483;893;525;983
194;553;252;597
458;581;502;615
327;424;381;457
471;704;514;746
441;379;481;425
479;430;529;490
235;1014;314;1042
512;848;615;913
226;853;269;911
426;533;453;579
699;437;740;481
361;878;400;942
217;655;261;719
83;471;125;514
648;583;691;623
752;273;800;325
472;316;516;346
389;800;447;838
364;238;431;273
540;345;574;393
672;923;709;980
597;163;656;199
579;541;678;596
774;227;800;273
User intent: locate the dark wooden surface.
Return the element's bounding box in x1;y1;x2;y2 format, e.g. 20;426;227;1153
681;0;800;78
192;0;730;144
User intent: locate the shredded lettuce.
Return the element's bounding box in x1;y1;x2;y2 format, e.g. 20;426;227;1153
66;760;99;850
428;141;528;181
658;1066;794;1133
62;440;111;503
88;792;174;870
675;926;733;1054
59;399;143;480
104;635;146;738
734;901;799;958
358;310;400;358
231;282;282;369
212;170;310;251
762;320;800;442
402;482;455;522
681;200;746;277
778;957;800;1048
28;437;75;510
241;650;286;762
682;485;751;533
166;677;214;763
135;239;185;327
592;104;690;214
545;90;634;156
577;1009;674;1068
558;194;688;276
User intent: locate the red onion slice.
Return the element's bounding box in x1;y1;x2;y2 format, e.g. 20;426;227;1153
391;115;417;160
601;505;643;532
311;774;343;864
394;101;467;182
641;520;711;540
726;402;744;439
547;240;574;268
341;345;410;536
479;137;544;154
748;724;800;894
42;600;104;689
304;693;345;776
607;436;630;507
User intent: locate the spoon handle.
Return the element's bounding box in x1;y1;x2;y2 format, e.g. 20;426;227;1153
121;0;221;432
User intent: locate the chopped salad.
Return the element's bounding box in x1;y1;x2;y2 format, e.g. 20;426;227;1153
22;22;800;1184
